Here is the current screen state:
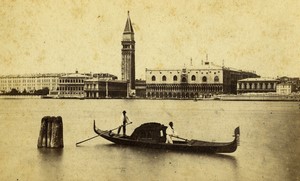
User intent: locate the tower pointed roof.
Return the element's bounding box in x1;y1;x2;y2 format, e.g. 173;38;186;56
124;11;134;34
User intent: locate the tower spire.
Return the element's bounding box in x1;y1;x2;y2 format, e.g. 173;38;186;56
124;11;134;34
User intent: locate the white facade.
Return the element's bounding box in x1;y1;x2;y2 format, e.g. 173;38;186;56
276;83;294;95
146;64;224;85
145;62;259;99
237;77;278;94
0;74;62;93
58;73;90;98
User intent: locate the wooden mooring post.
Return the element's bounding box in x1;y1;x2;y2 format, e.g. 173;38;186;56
37;116;64;148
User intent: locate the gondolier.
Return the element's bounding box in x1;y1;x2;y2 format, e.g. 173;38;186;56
166;122;178;144
117;110;131;135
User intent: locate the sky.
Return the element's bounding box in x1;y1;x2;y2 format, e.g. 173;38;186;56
1;0;300;79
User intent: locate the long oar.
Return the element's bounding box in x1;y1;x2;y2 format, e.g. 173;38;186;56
171;135;189;142
108;122;133;132
76;121;133;146
76;135;100;146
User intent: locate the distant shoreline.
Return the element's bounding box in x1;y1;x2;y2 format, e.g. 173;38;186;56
1;94;300;102
0;95;42;99
215;94;300;102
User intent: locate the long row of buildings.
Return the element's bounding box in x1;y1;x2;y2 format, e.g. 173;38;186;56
0;73;62;94
1;70;297;98
0;72;122;97
1;12;299;99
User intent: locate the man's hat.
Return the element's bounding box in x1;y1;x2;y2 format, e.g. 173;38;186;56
123;110;126;114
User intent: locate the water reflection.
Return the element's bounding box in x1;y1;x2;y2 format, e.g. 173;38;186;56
95;143;239;180
204;153;237;164
99;144;237;161
37;148;64;181
38;148;64;158
98;144;170;158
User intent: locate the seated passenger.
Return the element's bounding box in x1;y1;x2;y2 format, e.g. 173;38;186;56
165;122;177;144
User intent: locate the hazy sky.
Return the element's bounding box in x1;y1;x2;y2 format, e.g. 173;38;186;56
1;0;300;79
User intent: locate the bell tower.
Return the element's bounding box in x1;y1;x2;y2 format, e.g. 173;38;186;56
121;11;135;96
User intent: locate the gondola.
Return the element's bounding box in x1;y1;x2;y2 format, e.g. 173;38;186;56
93;121;240;153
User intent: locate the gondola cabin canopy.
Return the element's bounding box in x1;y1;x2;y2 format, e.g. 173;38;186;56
130;122;167;143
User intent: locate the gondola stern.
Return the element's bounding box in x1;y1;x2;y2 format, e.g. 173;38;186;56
234;126;240;146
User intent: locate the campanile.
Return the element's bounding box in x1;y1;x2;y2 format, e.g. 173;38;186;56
121;11;135;96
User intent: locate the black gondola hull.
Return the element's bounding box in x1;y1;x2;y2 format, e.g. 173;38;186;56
94;122;240;153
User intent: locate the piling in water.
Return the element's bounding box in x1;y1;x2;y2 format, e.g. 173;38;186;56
37;116;64;148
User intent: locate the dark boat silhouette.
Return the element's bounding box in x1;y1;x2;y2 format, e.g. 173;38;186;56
94;121;240;153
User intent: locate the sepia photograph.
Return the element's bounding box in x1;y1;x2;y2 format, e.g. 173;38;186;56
0;0;300;180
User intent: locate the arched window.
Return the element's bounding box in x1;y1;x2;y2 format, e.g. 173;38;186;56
151;76;156;81
173;75;177;81
162;75;167;81
191;75;196;81
202;76;207;82
214;76;219;82
182;77;187;83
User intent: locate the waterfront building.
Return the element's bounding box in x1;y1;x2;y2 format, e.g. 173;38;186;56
277;76;300;92
276;82;296;95
0;73;63;94
84;78;127;98
146;62;258;99
84;79;146;99
135;79;146;98
58;72;118;98
121;11;135;96
237;78;278;94
57;72;90;98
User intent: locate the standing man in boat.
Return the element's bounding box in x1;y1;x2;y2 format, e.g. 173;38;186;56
117;110;131;135
166;122;177;144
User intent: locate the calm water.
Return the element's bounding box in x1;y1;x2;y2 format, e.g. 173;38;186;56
0;99;299;181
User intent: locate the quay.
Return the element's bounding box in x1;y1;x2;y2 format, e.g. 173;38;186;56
216;94;300;101
0;95;41;99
